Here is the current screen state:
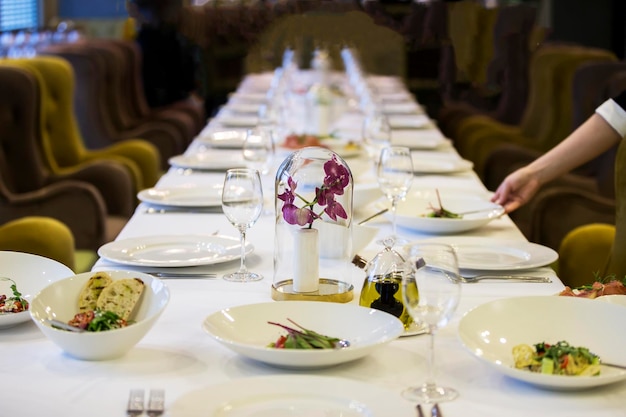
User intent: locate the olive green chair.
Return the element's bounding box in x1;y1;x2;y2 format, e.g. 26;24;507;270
0;56;160;192
556;140;626;286
454;44;617;179
0;217;76;272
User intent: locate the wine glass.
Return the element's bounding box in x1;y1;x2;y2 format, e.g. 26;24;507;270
243;126;275;177
362;111;391;165
377;146;413;245
221;168;264;282
401;243;461;403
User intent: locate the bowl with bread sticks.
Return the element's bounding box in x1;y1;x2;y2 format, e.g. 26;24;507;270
29;270;169;360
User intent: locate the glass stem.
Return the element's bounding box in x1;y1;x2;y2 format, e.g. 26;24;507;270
391;198;398;238
424;329;436;392
238;228;248;273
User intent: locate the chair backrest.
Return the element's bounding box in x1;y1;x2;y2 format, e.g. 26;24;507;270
245;10;405;77
485;3;537;90
539;47;617;150
519;44;617;148
1;56;86;171
0;66;50;195
445;0;482;84
38;43;119;150
605;139;626;278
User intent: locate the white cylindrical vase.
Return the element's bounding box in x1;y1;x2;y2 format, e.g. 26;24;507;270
292;228;320;293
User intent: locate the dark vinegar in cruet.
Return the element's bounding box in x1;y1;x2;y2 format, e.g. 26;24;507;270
359;275;414;329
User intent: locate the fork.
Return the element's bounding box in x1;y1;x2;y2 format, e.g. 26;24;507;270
416;403;443;417
459;274;552;283
147;389;165;417
127;389;144;417
145;271;218;279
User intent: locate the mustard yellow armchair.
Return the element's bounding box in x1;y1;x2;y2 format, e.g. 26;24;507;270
0;217;76;272
0;56;160;192
548;136;626;288
0;65;129;254
454;44;617;179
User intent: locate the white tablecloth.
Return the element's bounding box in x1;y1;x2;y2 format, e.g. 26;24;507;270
2;72;624;417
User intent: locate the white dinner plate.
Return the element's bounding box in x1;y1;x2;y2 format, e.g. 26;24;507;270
227;102;261;114
202;301;404;369
98;235;253;267
168;150;246;171
137;184;222;207
322;139;364;158
170;375;413;417
410;236;559;271
596;294;626;307
382;101;423;114
196;130;246;149
229;92;268;103
387;114;432;129
412;151;474;174
215;114;259;128
458;296;626;390
391;129;447;149
392;195;504;234
0;251;74;329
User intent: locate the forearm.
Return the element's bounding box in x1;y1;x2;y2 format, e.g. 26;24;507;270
524;113;622;186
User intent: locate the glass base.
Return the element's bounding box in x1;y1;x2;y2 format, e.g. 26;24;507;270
402;384;458;404
271;278;354;303
223;272;263;282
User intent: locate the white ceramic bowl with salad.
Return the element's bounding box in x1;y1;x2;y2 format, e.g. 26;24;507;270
30;270;169;361
203;301;404;368
458;295;626;389
0;251;74;329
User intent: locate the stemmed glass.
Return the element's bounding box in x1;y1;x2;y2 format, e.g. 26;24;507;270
243;126;275;177
362;111;391;166
377;146;414;245
221;168;264;282
401;243;461;403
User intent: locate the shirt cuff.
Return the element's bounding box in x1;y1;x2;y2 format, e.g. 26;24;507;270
595;98;626;138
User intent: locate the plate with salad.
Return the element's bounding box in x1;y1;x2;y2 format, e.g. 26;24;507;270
0;251;73;329
386;189;505;234
458;295;626;389
202;301;404;368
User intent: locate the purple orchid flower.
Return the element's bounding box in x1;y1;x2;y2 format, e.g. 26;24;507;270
280;155;349;228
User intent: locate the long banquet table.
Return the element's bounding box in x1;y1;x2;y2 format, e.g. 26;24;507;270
2;69;625;417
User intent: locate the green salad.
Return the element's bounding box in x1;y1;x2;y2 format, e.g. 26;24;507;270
513;341;600;376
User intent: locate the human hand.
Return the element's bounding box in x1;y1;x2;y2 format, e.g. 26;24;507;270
490;167;542;213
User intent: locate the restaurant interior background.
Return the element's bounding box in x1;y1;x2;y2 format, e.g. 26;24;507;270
3;0;625;117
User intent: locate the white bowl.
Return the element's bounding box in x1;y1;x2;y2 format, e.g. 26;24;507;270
203;301;404;368
0;251;74;329
458;296;626;390
392;191;504;234
30;270;170;360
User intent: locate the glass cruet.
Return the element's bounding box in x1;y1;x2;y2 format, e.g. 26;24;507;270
358;238;414;330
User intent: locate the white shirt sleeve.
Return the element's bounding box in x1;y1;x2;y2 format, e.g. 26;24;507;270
595;98;626;138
